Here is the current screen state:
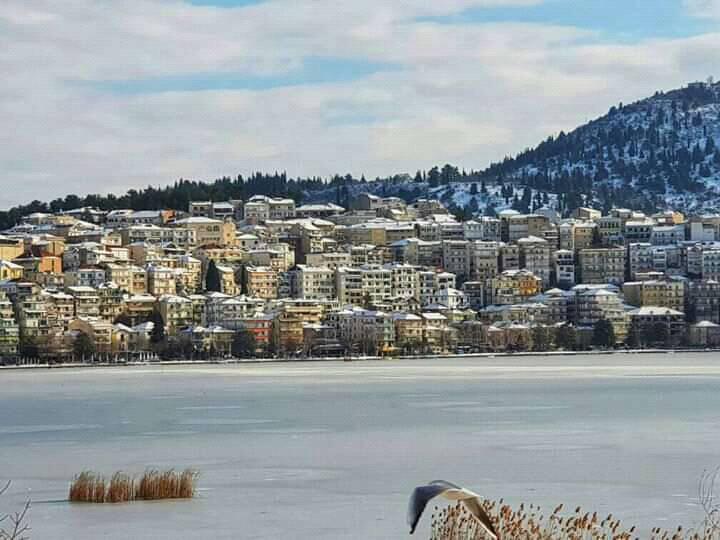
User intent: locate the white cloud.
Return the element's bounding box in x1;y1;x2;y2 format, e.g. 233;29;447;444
684;0;720;19
1;0;720;207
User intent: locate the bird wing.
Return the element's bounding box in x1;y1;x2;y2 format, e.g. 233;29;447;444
443;488;499;540
408;481;499;539
407;483;455;534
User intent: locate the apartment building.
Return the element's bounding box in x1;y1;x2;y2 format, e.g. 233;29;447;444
245;266;279;300
518;236;551;286
64;267;106;288
574;288;628;342
651;225;685;246
470;242;500;282
293;265;335;300
0;260;23;281
499;244;520;272
335;307;395;355
0;291;19;356
147;265;177;296
158;295;194;335
623;280;685;312
702;250;720;280
273;302;324;352
205;294;265;331
442;240;470;281
597;216;624;245
69;317;113;354
173;217;236;247
67;286;101;318
490;270;542;306
628;306;686;345
554;249;575;288
624;220;654;243
686;280;720;323
578;247;625;285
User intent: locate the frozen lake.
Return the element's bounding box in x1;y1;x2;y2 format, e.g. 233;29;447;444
2;353;720;539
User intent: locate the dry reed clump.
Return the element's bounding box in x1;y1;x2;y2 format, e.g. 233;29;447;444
136;469;196;500
69;469;196;503
430;499;720;540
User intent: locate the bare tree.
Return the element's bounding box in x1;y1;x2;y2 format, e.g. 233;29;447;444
699;468;720;536
0;481;30;540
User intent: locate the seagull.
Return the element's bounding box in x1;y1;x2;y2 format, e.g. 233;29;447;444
407;480;498;539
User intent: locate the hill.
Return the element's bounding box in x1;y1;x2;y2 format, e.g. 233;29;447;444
476;79;720;215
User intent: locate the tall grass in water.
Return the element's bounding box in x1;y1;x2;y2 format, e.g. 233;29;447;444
431;499;720;539
136;469;196;500
69;469;196;503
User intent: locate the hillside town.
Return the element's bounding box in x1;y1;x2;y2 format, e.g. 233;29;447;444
1;192;720;363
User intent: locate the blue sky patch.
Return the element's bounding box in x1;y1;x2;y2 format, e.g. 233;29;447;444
85;57;399;94
418;0;714;41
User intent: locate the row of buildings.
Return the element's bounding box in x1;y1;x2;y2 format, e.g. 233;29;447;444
1;194;720;361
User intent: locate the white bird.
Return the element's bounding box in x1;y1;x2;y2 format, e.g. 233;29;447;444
407;480;498;538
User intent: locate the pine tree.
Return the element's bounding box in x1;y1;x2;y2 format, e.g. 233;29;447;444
626;325;640;348
73;333;96;358
468;197;479;214
205;260;222;292
149;309;165;344
592;319;615;349
555;324;576;350
232;329;257;358
427;167;440;188
532;326;551;352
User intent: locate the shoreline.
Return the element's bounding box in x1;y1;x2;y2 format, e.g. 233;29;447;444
1;347;719;371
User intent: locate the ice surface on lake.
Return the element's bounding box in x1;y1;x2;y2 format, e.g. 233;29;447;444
1;353;719;539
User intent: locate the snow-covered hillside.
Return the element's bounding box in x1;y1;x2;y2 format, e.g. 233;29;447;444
479;80;720;214
305;81;720;217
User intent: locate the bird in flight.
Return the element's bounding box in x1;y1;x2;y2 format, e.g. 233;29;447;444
407;480;498;538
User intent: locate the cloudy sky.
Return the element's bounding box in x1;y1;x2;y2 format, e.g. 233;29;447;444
2;0;719;207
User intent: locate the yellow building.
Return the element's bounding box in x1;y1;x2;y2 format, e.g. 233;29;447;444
103;263;133;292
130;266;147;295
123;294;157;326
490;270;542;305
216;264;238;295
0;260;24;281
622;280;684;312
44;291;75;329
158;295;194;335
573;222;597;250
147;265;176;296
12;255;63;275
174;255;202;293
97;283;126;323
193;245;246;267
245;266;278;300
273;302;324;353
392;313;424;352
340;224;388;246
578;247;625;285
174;217;236;247
69;317;113;354
0;237;24;260
67;286;101;318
